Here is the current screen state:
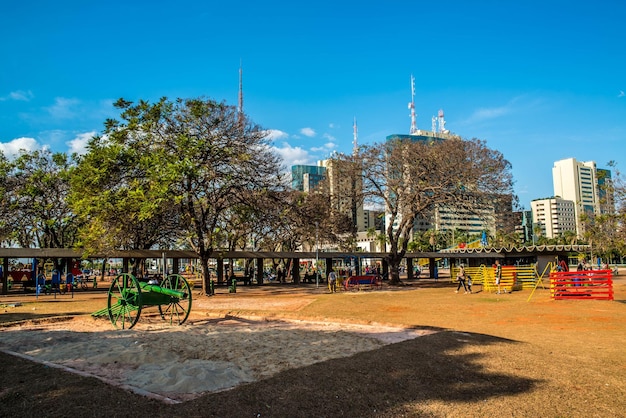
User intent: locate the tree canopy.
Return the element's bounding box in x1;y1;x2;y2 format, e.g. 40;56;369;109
360;137;514;283
1;149;79;249
71;97;285;293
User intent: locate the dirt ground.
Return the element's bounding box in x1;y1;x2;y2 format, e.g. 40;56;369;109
1;275;625;417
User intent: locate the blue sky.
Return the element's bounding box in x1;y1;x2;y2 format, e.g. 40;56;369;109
2;0;625;209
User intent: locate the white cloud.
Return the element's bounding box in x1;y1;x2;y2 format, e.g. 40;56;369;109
311;141;336;152
300;127;316;137
44;97;81;119
0;137;40;158
469;106;510;122
67;131;96;156
272;143;315;169
0;90;34;101
264;129;289;141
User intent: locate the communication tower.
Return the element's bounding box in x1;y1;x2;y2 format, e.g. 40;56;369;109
408;75;418;135
238;61;243;118
438;109;449;134
352;117;358;156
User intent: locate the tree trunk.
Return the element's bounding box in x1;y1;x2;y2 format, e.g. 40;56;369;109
386;254;403;285
197;249;211;295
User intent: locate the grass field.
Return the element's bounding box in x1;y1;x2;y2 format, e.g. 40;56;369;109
1;275;625;417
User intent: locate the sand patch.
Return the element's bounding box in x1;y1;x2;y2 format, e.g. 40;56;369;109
0;316;435;402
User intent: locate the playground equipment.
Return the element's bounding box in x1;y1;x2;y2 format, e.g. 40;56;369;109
94;273;192;329
550;269;614;301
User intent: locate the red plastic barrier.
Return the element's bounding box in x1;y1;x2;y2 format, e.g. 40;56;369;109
550;270;614;301
344;275;382;291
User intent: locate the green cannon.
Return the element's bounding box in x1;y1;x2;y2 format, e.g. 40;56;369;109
94;273;192;329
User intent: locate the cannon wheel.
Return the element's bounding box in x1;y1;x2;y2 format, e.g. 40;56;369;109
158;274;192;325
107;273;142;329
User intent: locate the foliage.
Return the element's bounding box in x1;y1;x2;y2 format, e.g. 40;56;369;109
70;134;180;256
71;97;284;293
1;149;79;249
361;137;514;284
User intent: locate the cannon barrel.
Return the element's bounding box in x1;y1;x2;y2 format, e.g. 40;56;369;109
140;282;187;299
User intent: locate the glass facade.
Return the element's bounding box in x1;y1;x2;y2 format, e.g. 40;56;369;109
291;165;326;191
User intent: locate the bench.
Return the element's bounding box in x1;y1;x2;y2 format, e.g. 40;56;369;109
344;275;382;291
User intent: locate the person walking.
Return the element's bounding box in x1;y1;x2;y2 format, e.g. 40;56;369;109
455;264;468;294
495;259;504;294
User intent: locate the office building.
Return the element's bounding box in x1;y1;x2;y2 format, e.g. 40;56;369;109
530;197;576;239
552;158;612;235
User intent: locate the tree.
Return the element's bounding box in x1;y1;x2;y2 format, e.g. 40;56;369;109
73;97;284;294
2;149;79;249
70;135;181;260
0;151;11;245
361;137;514;284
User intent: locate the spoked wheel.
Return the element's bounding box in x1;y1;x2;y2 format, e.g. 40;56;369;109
107;274;142;329
158;274;192;325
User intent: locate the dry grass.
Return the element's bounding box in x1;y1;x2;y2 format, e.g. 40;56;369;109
1;277;625;417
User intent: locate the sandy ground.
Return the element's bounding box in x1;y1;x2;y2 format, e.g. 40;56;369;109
0;295;435;403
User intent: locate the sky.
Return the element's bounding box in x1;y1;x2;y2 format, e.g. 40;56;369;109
2;0;625;209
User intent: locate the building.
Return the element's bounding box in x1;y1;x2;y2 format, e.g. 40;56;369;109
552;158;612;236
291;159;369;233
291;165;326;192
516;210;533;243
530;197;576;239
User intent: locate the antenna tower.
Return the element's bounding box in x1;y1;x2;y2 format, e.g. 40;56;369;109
438;109;448;134
352;117;358;155
408;74;418;135
238;61;243;118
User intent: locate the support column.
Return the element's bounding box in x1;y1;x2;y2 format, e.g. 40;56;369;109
428;258;436;279
256;257;264;285
172;258;179;277
325;257;333;283
406;258;414;280
1;257;8;295
292;258;300;284
217;258;224;284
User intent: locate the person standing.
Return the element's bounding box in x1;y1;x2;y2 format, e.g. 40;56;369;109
328;269;337;293
455;264;468;294
495;260;504;294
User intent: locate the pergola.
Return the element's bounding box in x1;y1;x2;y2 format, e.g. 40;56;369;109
0;245;589;294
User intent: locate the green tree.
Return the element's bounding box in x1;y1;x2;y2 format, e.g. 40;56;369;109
70;135;180;259
361;137;514;284
0;151;11;245
2;149;79;249
73;97;284;294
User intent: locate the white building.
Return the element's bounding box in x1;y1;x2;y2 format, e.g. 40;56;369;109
552;158;612;236
530;197;576;239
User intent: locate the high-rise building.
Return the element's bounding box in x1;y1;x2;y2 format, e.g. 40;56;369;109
291;160;367;232
291;165;326;192
530;197;576;239
552;158;612;235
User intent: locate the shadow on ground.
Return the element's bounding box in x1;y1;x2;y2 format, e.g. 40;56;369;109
0;329;540;418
